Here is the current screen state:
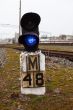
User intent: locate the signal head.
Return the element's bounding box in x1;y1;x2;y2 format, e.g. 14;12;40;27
18;33;39;52
18;12;41;52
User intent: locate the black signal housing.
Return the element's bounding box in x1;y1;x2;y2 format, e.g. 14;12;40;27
18;12;41;52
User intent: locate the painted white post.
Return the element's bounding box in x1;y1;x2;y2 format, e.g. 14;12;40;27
20;50;45;95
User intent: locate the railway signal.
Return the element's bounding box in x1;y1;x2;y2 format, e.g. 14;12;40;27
19;12;45;95
18;12;40;52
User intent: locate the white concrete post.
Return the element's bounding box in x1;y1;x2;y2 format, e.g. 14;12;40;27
20;51;45;95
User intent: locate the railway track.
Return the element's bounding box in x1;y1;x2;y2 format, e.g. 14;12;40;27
0;44;73;61
42;49;73;61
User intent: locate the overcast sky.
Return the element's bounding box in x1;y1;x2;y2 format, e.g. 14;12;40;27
0;0;73;39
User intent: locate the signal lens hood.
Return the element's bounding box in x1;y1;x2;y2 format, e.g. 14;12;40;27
20;12;41;31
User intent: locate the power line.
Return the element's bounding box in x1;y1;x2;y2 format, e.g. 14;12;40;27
0;24;18;28
0;24;52;35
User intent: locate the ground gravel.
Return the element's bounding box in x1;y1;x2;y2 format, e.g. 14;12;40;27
46;57;73;68
0;48;6;68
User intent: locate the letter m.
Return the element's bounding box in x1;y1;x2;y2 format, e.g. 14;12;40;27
27;55;39;71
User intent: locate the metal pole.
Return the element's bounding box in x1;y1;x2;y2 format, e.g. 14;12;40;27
19;0;21;36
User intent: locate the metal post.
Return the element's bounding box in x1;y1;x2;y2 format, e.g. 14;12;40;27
19;0;21;36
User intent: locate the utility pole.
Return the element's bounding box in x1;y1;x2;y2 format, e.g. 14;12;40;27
19;0;21;36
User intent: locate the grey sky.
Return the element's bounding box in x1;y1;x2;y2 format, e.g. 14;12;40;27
0;0;73;39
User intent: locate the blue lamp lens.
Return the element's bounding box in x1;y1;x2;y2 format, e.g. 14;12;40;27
24;34;38;46
27;36;36;45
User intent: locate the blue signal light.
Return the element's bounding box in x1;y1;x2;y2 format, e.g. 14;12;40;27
26;35;36;46
23;34;39;47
